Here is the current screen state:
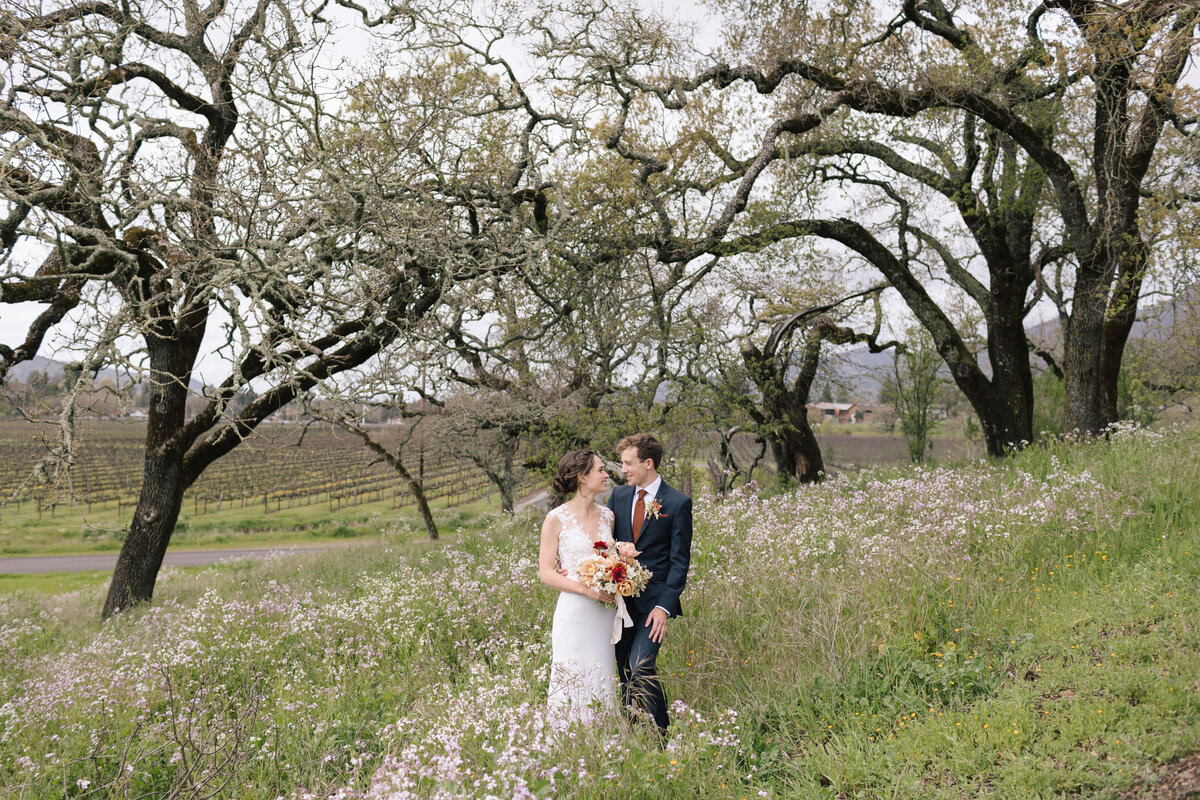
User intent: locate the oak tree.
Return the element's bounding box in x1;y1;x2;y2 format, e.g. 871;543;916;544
0;0;556;614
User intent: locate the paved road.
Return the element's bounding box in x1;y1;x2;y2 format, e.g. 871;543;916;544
0;545;337;575
514;488;550;512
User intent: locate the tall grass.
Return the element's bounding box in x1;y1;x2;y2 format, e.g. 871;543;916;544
1;423;1197;798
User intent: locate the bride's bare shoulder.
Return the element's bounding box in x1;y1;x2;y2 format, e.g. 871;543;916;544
542;505;565;535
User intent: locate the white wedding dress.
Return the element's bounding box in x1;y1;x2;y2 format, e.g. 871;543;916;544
547;503;618;717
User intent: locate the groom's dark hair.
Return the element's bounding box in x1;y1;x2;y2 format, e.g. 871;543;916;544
616;433;663;469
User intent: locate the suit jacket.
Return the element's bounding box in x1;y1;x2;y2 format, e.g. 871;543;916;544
607;480;693;617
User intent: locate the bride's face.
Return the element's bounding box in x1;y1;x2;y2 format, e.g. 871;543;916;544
580;454;608;494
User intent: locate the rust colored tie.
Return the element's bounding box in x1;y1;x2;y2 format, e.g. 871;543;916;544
632;488;647;544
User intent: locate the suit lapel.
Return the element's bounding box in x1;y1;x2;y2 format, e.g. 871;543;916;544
638;481;671;542
618;485;635;541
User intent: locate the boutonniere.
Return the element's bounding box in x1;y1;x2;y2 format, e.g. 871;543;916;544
644;499;665;520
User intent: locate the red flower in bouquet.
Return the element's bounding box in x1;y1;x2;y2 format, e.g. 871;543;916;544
593;540;609;550
577;543;652;603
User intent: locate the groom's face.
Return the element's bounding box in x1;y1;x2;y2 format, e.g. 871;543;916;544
619;447;655;487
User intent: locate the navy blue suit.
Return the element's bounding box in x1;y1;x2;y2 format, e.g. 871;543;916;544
608;480;693;733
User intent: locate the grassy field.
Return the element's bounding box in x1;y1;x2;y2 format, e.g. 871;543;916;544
0;492;511;558
0;422;1196;798
0;497;512;597
0;565;219;596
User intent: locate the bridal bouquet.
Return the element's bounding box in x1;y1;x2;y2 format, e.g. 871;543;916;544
577;541;652;599
576;541;653;644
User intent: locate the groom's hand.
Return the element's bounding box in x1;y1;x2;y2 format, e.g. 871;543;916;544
645;607;668;643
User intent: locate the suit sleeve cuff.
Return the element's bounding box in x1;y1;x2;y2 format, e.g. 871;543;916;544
654;605;671;618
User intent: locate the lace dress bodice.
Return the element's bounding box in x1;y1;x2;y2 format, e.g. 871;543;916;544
550;503;615;580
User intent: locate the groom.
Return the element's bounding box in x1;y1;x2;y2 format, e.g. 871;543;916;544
608;433;692;736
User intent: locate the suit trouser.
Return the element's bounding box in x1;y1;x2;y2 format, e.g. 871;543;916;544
615;603;669;732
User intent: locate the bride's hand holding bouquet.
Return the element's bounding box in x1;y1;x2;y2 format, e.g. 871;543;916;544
578;540;652;603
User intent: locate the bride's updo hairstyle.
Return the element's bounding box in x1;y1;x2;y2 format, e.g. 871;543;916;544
553;449;599;496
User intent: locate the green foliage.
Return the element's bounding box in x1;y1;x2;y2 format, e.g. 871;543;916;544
880;327;947;462
1032;369;1066;439
529;400;709;492
961;413;981;443
906;638;1007;701
1117;368;1162;427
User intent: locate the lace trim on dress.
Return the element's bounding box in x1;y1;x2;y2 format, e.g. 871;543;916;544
551;503;615;580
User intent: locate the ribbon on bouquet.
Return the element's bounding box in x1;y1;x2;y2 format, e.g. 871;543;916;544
611;594;633;644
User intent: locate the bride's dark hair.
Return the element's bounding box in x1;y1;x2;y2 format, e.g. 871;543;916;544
553;449;599;496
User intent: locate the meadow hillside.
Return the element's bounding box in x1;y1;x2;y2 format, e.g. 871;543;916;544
1;424;1197;799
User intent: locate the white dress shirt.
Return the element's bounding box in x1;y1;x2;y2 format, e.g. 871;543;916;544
629;475;662;530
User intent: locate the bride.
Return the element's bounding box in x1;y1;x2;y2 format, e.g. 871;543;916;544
539;450;618;716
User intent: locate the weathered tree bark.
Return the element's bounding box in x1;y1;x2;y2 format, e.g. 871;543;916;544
102;288;442;616
476;439;518;513
105;318;207;614
740;290;898;483
737;116;1050;454
461;426;521;515
985;316;1036;449
1098;252;1148;425
742;338;826;484
707;426;765;494
4;0;558;619
735;219;1026;457
1062;267;1107;436
940;2;1196;434
412;486;440;541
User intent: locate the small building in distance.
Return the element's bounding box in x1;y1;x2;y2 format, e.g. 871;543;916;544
807;402;870;424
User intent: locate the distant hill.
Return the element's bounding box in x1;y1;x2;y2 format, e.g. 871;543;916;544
1023;286;1198;361
4;355;66;384
3;356;204;392
831;346;894;400
835;287;1198;403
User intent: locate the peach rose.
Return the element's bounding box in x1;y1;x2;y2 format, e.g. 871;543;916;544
578;560;600;581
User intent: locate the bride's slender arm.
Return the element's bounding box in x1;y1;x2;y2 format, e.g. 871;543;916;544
539;514;602;599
